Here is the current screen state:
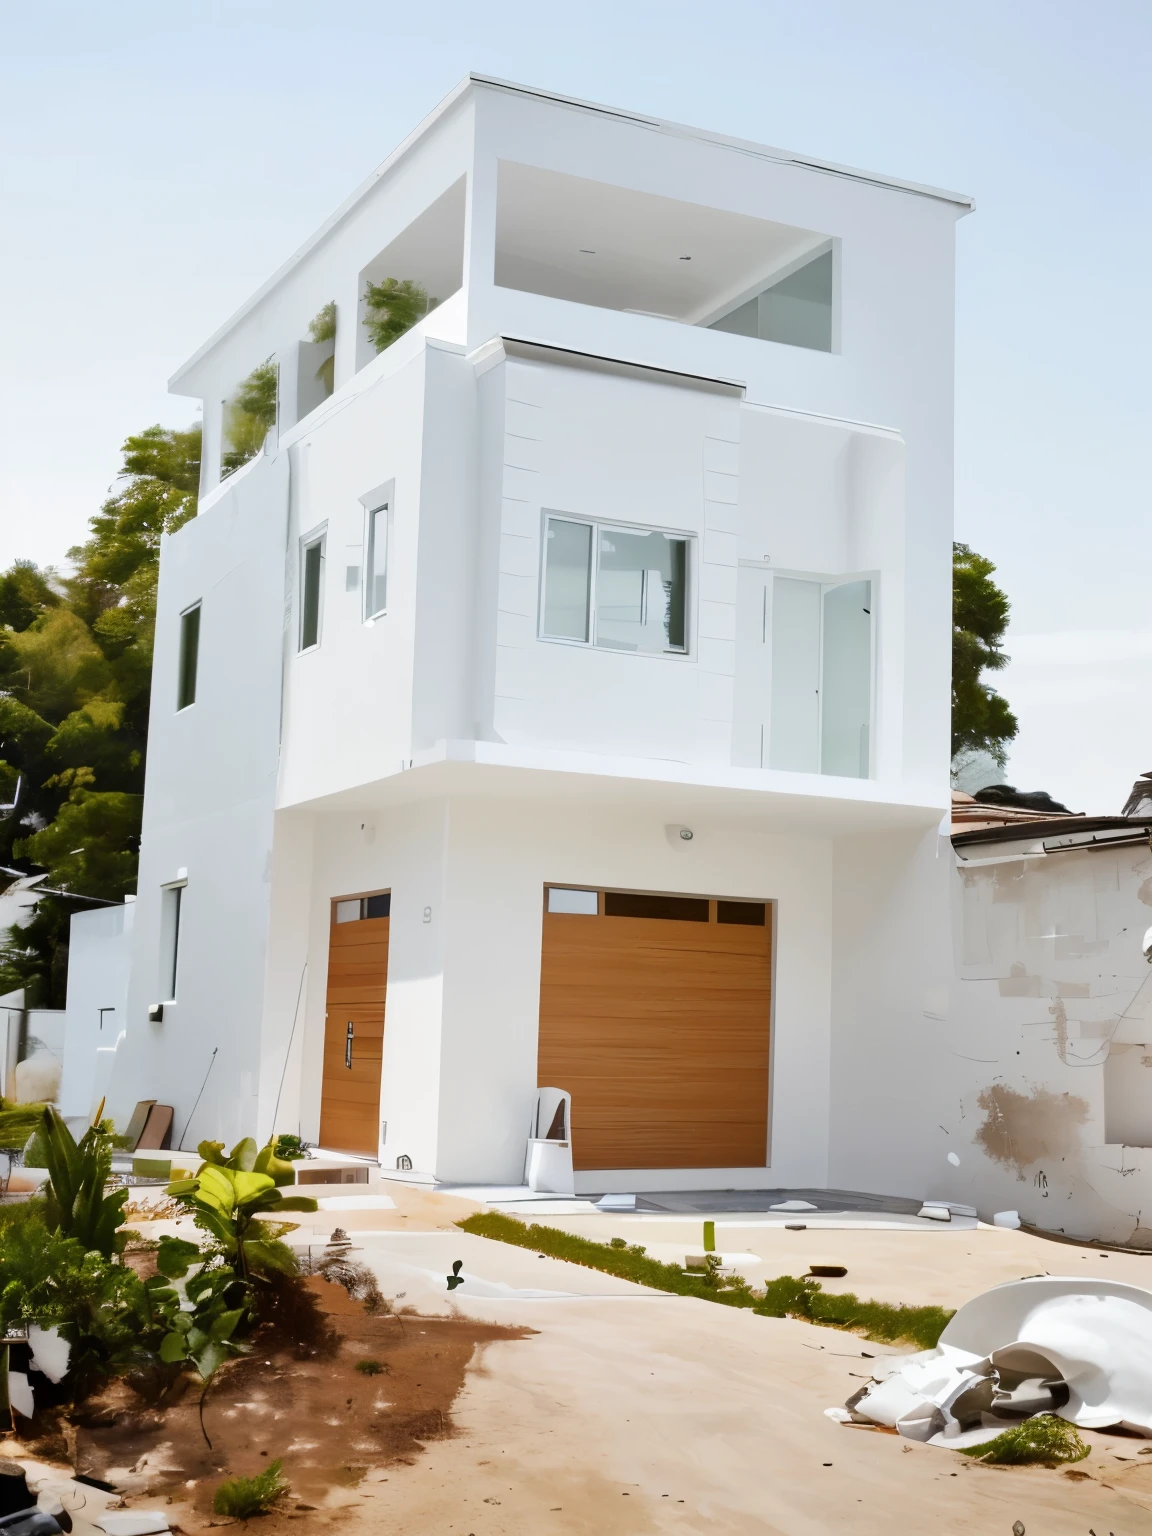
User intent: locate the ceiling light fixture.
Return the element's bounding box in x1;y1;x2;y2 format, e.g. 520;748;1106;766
679;255;692;261
579;248;596;254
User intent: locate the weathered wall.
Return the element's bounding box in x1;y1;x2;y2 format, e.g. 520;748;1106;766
939;836;1152;1244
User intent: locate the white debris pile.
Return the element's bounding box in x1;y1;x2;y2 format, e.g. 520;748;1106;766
828;1276;1152;1448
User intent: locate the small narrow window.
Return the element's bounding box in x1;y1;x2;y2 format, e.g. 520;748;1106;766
177;604;200;711
365;504;388;618
160;884;184;1001
546;887;598;915
604;892;709;922
300;536;325;650
542;518;592;641
717;900;767;926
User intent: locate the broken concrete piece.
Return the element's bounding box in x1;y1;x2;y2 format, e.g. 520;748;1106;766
918;1205;951;1221
993;1210;1022;1229
840;1275;1152;1448
770;1200;818;1212
94;1513;170;1536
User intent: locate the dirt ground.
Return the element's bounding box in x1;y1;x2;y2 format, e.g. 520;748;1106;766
10;1182;1152;1533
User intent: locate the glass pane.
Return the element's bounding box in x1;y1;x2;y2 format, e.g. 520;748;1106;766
366;506;387;616
335;899;361;923
717;900;766;926
759;250;833;352
768;578;821;772
542;519;592;640
301;540;323;649
547;887;598;915
820;579;872;778
595;529;688;653
364;892;391;919
177;605;200;711
604;892;708;922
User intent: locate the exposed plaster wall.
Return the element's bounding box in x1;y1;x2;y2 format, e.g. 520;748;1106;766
939;840;1152;1244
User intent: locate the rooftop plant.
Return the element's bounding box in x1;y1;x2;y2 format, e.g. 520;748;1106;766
222;360;278;474
362;277;438;354
307;303;336;395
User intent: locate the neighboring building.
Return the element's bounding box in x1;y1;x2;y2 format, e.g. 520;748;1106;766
943;788;1152;1245
83;76;972;1194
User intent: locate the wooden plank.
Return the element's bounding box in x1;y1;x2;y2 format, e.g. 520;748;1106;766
538;908;771;1170
320;914;388;1156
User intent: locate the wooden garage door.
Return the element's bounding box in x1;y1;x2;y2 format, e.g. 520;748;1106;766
319;893;389;1156
538;890;772;1171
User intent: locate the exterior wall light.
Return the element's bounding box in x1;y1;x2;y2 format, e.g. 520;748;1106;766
679;828;694;841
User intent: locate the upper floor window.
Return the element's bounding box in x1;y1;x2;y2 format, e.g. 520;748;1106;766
300;532;326;651
708;248;834;353
540;514;690;656
177;603;201;711
364;500;389;619
160;881;185;1002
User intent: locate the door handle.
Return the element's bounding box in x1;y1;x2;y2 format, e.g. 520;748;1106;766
345;1020;354;1069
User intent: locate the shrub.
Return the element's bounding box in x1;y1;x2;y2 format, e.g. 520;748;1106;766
362;277;437;353
25;1106;128;1257
960;1415;1090;1466
355;1359;384;1375
212;1459;289;1518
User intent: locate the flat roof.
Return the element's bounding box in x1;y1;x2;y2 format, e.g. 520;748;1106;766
170;73;974;392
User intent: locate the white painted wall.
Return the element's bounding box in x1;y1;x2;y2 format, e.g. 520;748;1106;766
59;902;134;1120
938;834;1152;1244
109;448;288;1149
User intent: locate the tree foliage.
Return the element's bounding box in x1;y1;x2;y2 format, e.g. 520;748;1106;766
0;423;200;1004
952;541;1018;766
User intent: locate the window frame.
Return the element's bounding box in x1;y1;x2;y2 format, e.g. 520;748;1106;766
159;881;185;1003
298;526;327;653
537;510;694;658
176;601;201;712
363;499;390;621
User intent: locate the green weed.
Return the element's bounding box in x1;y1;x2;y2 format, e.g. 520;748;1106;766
457;1213;954;1349
212;1459;289;1518
960;1416;1090;1466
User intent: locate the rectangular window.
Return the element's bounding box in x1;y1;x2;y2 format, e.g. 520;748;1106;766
709;247;834;353
546;886;599;915
334;893;391;923
177;604;200;711
365;503;388;618
300;535;325;650
604;891;709;922
160;884;184;1001
540;515;690;655
542;519;592;641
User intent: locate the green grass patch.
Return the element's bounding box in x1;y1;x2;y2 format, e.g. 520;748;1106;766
457;1211;953;1349
212;1459;290;1518
959;1415;1090;1466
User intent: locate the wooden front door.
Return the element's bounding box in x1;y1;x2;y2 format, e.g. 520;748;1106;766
538;889;772;1171
319;893;390;1156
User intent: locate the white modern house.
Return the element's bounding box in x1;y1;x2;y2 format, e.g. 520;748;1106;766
76;76;972;1196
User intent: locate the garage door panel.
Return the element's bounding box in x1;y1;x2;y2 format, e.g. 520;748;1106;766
538;900;771;1171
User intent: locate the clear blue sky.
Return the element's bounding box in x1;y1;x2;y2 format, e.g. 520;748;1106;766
2;1;1148;809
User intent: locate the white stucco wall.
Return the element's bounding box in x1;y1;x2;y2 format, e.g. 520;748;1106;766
939;833;1152;1244
59;902;134;1120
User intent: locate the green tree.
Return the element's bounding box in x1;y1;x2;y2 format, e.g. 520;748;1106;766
952;541;1018;766
0;424;200;1004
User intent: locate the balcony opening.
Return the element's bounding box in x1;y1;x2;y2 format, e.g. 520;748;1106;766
297;301;336;419
222;358;277;478
355;177;466;371
494;162;834;351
